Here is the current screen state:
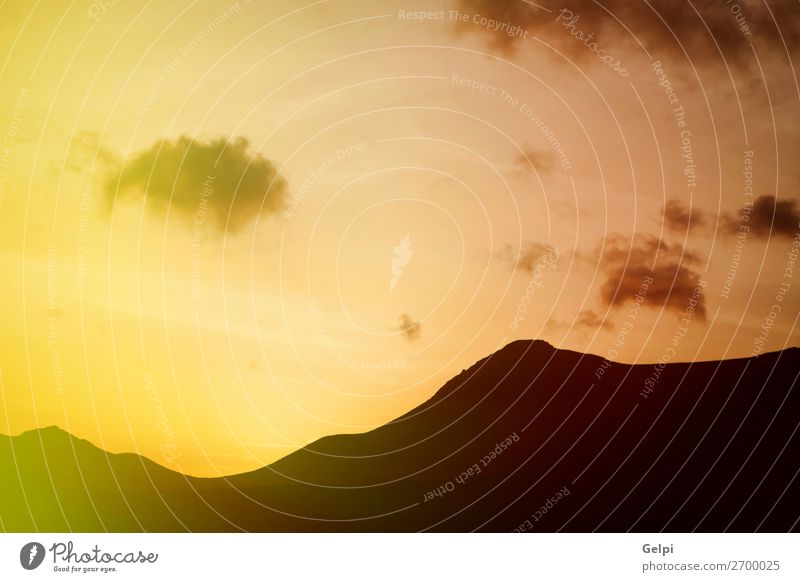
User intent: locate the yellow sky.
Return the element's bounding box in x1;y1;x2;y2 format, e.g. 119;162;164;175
1;0;798;476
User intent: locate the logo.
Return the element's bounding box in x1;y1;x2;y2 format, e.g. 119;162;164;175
390;235;413;291
20;542;45;570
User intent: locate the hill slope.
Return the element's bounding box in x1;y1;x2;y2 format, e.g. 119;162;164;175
2;340;799;532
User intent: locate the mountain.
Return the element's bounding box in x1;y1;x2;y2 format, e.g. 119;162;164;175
2;340;799;532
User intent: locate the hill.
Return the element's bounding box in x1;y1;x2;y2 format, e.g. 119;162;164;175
2;340;799;531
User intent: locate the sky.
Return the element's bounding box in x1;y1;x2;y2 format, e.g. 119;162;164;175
0;0;798;476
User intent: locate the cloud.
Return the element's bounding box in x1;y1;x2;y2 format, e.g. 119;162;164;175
724;195;800;239
515;147;555;173
598;233;706;320
497;240;559;274
455;0;800;65
65;131;119;173
545;309;612;333
106;135;288;233
663;196;800;240
396;313;421;342
662;199;709;233
575;309;612;330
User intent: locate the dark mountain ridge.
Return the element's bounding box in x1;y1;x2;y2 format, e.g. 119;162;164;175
2;340;799;532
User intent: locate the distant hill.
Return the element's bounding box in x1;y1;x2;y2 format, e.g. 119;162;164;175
2;340;799;532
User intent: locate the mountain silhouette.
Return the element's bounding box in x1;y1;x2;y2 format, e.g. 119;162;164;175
2;340;799;532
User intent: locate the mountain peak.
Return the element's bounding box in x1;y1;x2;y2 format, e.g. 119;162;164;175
505;338;556;352
5;425;70;440
2;344;799;532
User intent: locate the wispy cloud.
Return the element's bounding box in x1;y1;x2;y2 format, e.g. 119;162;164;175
662;199;710;233
498;241;559;274
515;147;555;173
575;309;612;330
396;313;422;343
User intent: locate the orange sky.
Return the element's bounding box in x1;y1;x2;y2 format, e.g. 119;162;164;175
1;0;798;476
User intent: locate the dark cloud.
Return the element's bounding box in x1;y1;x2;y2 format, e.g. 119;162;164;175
455;0;800;65
724;195;800;239
663;195;800;239
575;309;612;330
516;147;555;172
396;314;422;342
106;135;288;233
498;240;559;273
599;233;706;320
662;199;709;233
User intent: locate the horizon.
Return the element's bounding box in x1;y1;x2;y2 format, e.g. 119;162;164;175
1;0;799;476
3;339;798;479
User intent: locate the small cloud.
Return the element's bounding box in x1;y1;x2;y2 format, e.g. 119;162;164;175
497;241;559;274
598;233;706;321
396;313;421;343
662;199;709;233
543;317;565;333
575;309;612;330
106;135;288;233
516;147;555;173
65;131;119;173
724;195;800;239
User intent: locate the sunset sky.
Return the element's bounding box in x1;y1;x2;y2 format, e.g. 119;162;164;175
1;0;798;476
